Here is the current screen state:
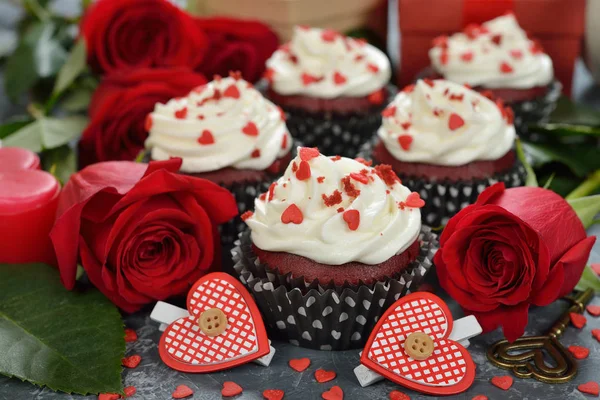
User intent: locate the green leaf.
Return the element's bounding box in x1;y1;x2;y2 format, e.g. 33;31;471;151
53;39;87;96
528;123;600;138
3;116;88;151
575;265;600;294
522;141;600;178
548;96;600;126
41;145;77;184
60;86;93;112
0;117;34;140
567;194;600;229
515;138;538;187
0;263;124;395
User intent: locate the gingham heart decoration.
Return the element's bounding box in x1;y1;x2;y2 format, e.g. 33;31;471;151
360;292;475;395
158;272;270;373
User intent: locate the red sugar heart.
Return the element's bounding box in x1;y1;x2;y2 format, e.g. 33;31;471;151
570;312;587;328
460;51;474;62
382;106;396;118
251;149;261;158
302;73;322;86
295;161;311;181
299;147;320;162
586;305;600;317
315;369;337;383
367;63;379;73
321;29;338;42
322;385;343;400
172;384;194;399
222;381;243;397
144;114;152;131
389;390;410;400
123;386;136;398
263;389;284;400
174;107;188;119
197;130;215;145
281;204;303;224
405;192;425;208
124;328;137;343
281;134;288;149
398;135;413;151
223;84;241;99
98;394;119;400
500;62;514;74
241;211;254;221
491;34;502;46
472;396;488;400
510;49;523;60
368;89;385;105
242;121;259;137
440;51;449;65
289;358;311;372
333;71;347;85
491;375;513;390
343;210;360;231
448;113;465;131
400;122;412;131
578;381;600;396
121;355;141;368
568;345;589;359
593;329;600;342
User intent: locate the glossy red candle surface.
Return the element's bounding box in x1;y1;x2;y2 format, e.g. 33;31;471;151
0;170;60;265
0;147;41;171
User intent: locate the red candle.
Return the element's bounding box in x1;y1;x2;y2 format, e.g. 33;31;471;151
0;170;60;265
0;147;41;171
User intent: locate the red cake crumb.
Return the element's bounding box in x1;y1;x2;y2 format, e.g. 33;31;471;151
322;190;343;207
341;176;360;197
317;176;325;183
300;147;320;162
355;157;373;166
374;164;401;186
350;173;369;184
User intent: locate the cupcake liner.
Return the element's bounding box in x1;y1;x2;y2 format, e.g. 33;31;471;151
231;227;438;350
358;139;528;227
509;79;562;140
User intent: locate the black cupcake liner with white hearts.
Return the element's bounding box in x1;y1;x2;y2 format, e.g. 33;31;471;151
510;79;562;140
231;227;438;350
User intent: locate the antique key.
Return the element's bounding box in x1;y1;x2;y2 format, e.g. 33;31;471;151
487;288;594;384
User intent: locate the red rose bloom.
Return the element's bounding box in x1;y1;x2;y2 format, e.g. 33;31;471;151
50;158;238;312
196;17;279;82
79;68;206;167
81;0;208;74
434;183;595;342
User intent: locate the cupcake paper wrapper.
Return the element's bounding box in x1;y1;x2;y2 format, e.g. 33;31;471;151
231;227;438;350
510;79;562;140
358;139;528;227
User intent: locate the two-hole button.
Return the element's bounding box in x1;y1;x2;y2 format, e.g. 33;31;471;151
199;308;227;337
404;332;434;360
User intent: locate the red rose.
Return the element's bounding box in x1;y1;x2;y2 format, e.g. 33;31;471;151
79;68;206;167
50;158;238;312
434;183;595;341
81;0;208;75
195;17;279;82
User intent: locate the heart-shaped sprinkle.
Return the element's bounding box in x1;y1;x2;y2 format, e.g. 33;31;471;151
264;68;275;82
405;192;425;208
400;122;411;130
491;34;502;46
367;89;385;105
315;369;337;383
586;305;600;316
122;355;141;368
251;149;261;158
350;173;369;184
440;51;449;65
123;386;136;398
98;394;119;400
471;396;488;400
281;204;303;224
491;375;513;390
174;107;188;119
302;73;322;86
578;381;600;396
593;329;600;342
321;29;338;42
568;345;589;359
299;147;320;162
124;328;137;342
144;115;153;131
382;106;396;118
460;51;474;62
510;49;523;60
281;134;288;149
197;130;215;145
241;211;254;221
389;390;410;400
570;312;587;328
367;63;379;74
172;384;194;399
432;35;448;48
322;385;343;400
448;113;465;130
242;121;259;136
398;135;413;151
289;358;311;372
223;84;241;99
295;161;311;181
423;78;435;88
333;71;347;85
263;389;285;400
500;62;514;74
222;381;243;397
343;210;360;231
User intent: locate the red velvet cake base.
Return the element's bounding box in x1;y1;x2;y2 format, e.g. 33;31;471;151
251;239;421;286
266;88;388;114
373;141;516;181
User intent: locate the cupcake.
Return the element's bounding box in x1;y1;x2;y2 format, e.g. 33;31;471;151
145;72;293;243
262;26;394;157
360;78;527;227
426;13;561;135
232;147;438;350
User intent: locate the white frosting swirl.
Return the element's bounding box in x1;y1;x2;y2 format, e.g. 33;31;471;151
265;26;391;98
429;14;553;89
245;149;422;265
377;79;515;166
146;76;292;173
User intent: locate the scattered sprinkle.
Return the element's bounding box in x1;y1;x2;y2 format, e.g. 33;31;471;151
241;211;254;221
315;369;337;383
242;121;259;136
288;358;311;372
587;305;600;317
343;210;360;231
221;381;243;397
578;382;600;396
263;389;285;400
389;390;410;400
172;384;194;399
281;204;303;224
121;355;141;368
223;84;241;99
448;113;465;131
299;147;320;162
490;375;513;390
251;149;261;158
568;345;589;359
321;385;343;400
570;312;587;329
295;161;311;180
398;135;413;151
124;329;137;343
174;107;187;119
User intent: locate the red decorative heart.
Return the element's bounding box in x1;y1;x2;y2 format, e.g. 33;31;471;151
174;107;188;119
124;328;137;343
460;51;474;62
586;305;600;317
578;381;600;396
405;192;425;208
172;384;194;399
263;389;285;400
360;292;475;396
491;375;513;390
289;358;311;372
123;386;136;398
389;390;410;400
296;161;311;181
322;385;344;400
222;381;243;397
448;113;465;131
242;121;259;136
398;135;413;151
382;106;396;118
144;115;153;131
343;210;360;231
570;312;587;329
500;62;514;74
122;355;141;368
593;329;600;342
510;49;523;60
321;29;338;42
302;73;322;86
490;34;502;46
333;71;347;85
568;345;589;359
315;369;337;383
158;273;270;373
281;204;304;224
197;130;215;145
367;63;379;74
471;395;488;400
98;394;119;400
223;84;241;99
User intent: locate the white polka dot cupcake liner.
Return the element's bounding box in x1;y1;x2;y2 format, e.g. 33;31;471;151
231;227;438;350
510;79;562;140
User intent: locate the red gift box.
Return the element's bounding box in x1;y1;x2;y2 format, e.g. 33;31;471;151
395;0;585;95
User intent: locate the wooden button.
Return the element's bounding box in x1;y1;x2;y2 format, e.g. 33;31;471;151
405;332;434;360
199;308;227;337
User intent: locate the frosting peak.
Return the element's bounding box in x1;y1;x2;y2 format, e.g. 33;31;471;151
265;26;391;98
244;148;422;265
146;74;292;173
429;14;553;89
377;79;516;166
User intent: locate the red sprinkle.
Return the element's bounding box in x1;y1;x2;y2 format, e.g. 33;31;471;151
98;394;120;400
281;133;288;149
322;386;343;400
382;106;396;118
281;204;303;224
398;135;413;151
355;157;373;166
300;147;320;162
174;107;187;119
592;329;600;342
586;305;600;316
221;381;243;397
491;34;502;46
123;386;136;398
264;68;275;83
268;182;277;201
448;113;465;130
322;190;343;207
510;49;523;60
278;106;286;121
295;161;311;180
343;210;360;231
500;62;514;74
333;71;347;85
317;176;325;183
367;89;385;105
389;391;410;400
122;355;141;368
570;312;587;328
402;84;415;93
460;51;474;62
124;329;137;342
223;84;241;99
568;345;590;359
242;121;259;136
288;358;311;372
405;192;425;208
491;375;513;390
315;369;337;383
263;389;285;400
423;78;435;88
321;29;338;42
440;51;449;65
197;130;215;145
578;382;600;396
374;164;401;186
337;207;344;213
471;396;488;400
432;35;448;48
251;149;261;158
291;161;298;172
331;155;341;161
350;172;369;184
144;114;152;131
241;211;254;221
367;63;379;73
172;384;194;399
400;122;411;130
341;176;361;197
449;93;464;102
259;193;267;201
302;73;323;86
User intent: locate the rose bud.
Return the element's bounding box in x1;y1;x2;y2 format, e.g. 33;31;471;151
434;182;596;342
50;159;238;312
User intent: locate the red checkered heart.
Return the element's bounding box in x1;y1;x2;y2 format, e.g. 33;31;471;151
158;273;270;373
360;292;475;396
